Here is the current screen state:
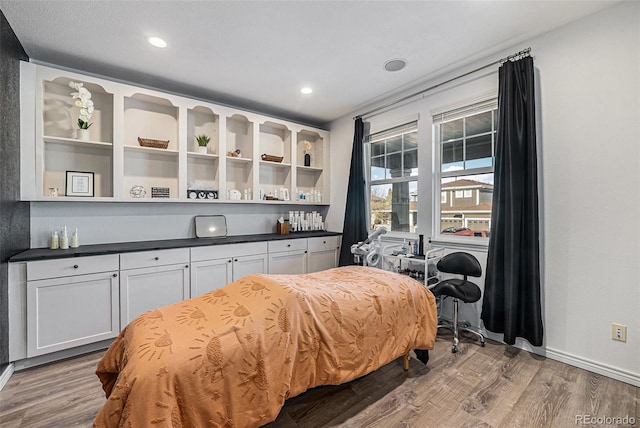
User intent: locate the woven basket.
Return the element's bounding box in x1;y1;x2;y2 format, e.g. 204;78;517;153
261;154;283;163
138;137;169;149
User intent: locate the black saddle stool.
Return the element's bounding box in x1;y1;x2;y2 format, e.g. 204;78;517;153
431;252;486;353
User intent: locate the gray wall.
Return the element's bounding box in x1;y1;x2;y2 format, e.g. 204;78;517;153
0;10;30;368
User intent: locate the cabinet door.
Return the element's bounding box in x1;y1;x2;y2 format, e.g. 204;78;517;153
120;264;189;326
268;250;307;275
27;271;119;357
233;253;268;281
191;258;232;298
307;249;339;273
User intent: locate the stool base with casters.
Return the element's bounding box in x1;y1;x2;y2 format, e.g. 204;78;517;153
437;297;485;353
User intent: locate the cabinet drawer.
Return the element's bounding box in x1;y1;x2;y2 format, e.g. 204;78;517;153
268;238;307;253
27;254;119;281
307;236;341;252
120;248;189;270
191;242;267;262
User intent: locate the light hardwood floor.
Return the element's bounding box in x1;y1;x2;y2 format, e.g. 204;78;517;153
1;336;638;427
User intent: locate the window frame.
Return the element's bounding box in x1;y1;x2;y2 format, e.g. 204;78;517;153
432;97;497;245
365;121;419;237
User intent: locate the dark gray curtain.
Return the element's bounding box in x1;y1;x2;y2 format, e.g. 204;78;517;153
339;118;368;266
481;56;543;346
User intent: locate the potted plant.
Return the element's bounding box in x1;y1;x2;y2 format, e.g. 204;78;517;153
69;81;94;140
195;134;210;154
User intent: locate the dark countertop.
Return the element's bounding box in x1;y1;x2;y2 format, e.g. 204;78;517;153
10;231;343;262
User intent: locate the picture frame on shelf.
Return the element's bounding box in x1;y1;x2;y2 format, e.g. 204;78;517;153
65;171;94;197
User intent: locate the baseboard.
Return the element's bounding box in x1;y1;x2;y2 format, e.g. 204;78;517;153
0;363;15;392
541;346;640;387
484;331;640;387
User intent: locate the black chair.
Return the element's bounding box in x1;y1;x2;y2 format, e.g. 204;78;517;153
431;252;486;353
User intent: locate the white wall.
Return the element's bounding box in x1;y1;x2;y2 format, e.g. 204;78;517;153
327;2;640;385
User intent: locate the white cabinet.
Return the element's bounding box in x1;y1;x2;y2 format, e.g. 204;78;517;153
190;242;268;297
268;238;308;275
307;236;341;273
25;255;120;357
119;249;190;326
21;62;330;204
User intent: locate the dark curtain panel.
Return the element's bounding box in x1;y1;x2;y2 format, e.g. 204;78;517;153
338;118;368;266
481;56;543;346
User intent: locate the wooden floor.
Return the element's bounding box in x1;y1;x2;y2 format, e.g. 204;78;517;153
1;336;638;427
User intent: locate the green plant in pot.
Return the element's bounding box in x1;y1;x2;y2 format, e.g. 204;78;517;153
195;134;210;154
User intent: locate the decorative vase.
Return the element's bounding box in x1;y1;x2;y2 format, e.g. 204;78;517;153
304;153;311;167
77;128;90;140
198;146;208;154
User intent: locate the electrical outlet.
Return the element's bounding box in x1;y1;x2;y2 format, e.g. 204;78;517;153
612;323;627;342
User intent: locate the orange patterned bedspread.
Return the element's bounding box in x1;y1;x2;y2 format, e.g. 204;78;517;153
93;266;437;427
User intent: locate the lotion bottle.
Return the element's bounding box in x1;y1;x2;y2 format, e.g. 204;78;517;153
71;228;79;248
60;226;69;249
50;231;59;250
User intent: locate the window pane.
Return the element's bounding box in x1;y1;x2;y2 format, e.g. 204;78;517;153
442;140;463;171
371;141;385;156
404;131;418;150
465;111;492;136
440;173;493;238
466;134;493;169
386;152;403;178
442;119;463;141
370;156;385;181
403;149;418;176
370;181;417;233
386;135;403;153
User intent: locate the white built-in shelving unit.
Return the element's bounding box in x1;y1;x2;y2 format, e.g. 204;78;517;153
21;62;330;204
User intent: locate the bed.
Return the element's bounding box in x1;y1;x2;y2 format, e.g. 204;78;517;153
93;265;437;427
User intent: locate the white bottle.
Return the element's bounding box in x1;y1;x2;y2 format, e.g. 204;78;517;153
50;231;59;250
60;226;69;250
71;228;79;248
401;239;408;255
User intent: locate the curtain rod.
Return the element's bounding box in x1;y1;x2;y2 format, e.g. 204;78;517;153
354;47;531;120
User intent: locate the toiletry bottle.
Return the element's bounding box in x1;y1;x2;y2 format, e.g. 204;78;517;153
418;234;424;256
50;231;59;250
71;228;79;248
402;239;408;255
60;226;69;249
408;241;413;254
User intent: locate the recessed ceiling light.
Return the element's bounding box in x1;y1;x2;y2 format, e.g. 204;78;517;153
300;87;313;95
147;36;167;48
384;58;407;72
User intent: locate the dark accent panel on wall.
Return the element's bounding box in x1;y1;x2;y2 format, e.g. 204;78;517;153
0;10;30;368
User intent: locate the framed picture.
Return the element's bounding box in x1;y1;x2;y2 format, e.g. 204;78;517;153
65;171;94;197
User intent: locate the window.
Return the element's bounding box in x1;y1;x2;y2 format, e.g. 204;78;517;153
367;121;418;233
434;99;497;239
441;192;447;204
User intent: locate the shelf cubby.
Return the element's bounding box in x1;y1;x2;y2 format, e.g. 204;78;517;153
188;106;219;155
43;141;113;197
297;129;324;169
123;150;178;200
187;154;219;195
124;93;178;151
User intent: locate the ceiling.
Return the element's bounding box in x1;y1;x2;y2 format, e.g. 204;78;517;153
0;0;619;127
